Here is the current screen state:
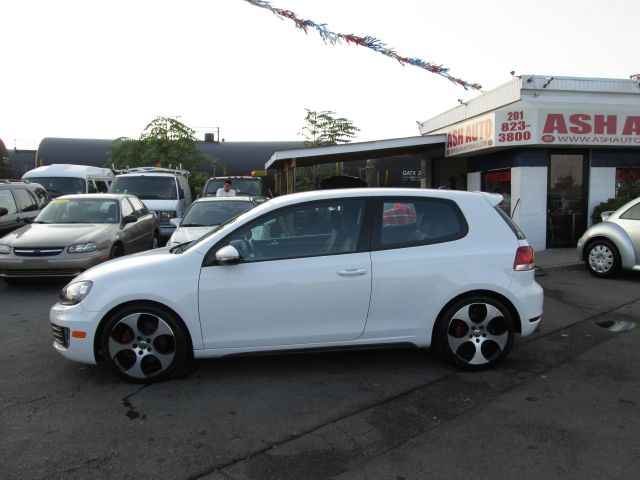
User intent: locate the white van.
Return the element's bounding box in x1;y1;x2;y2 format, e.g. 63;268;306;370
22;164;114;198
110;167;193;243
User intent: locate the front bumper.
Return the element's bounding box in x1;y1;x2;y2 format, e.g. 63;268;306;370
50;302;102;365
0;251;109;278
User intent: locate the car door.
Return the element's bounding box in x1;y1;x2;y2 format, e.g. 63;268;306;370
198;198;372;349
119;197;143;253
128;196;155;250
0;189;21;236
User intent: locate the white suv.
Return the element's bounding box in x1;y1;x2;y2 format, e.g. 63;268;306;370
50;188;543;383
110;167;192;243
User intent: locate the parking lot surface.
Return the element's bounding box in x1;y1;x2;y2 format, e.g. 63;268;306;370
1;267;639;479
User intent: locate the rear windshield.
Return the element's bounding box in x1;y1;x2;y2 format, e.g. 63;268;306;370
28;177;86;197
494;206;526;240
111;176;177;200
204;179;262;196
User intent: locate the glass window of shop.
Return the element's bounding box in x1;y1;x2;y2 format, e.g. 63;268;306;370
482;169;511;214
616;168;640;199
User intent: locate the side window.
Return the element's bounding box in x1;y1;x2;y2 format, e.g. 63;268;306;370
376;197;468;249
13;188;39;212
620;203;640;220
121;198;134;218
87;180;98;194
219;199;366;262
95;180;109;193
128;196;148;216
0;190;18;215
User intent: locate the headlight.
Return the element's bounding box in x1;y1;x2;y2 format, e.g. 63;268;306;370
0;245;10;254
59;281;93;305
68;242;98;253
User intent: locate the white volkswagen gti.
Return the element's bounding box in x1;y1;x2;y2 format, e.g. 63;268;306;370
50;188;543;383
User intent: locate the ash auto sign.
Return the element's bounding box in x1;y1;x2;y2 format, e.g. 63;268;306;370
539;112;640;145
445;113;494;156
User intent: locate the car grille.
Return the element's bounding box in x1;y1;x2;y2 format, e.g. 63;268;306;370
14;247;65;257
51;324;69;348
1;269;82;277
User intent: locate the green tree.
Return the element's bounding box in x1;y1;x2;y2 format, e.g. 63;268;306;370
297;109;359;191
108;116;222;195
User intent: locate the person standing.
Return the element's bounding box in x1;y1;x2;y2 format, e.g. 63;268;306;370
216;179;236;197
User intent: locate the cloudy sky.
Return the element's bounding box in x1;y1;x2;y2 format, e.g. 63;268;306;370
3;0;639;149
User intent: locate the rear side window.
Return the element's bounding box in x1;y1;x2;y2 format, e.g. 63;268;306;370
374;197;468;249
13;188;38;212
128;196;149;217
620;203;640;220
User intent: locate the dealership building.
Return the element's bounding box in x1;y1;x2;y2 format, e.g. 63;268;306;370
268;75;640;250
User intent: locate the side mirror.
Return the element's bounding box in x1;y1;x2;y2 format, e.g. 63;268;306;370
122;215;137;225
0;207;8;217
170;218;181;227
215;245;240;265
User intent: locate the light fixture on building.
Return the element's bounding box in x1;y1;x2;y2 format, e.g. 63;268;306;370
457;99;467;106
542;76;554;88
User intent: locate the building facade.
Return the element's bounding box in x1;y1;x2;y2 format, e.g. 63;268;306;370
419;75;640;250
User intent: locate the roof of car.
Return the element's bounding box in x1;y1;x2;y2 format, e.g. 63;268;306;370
194;196;257;203
267;187;501;207
53;193;131;200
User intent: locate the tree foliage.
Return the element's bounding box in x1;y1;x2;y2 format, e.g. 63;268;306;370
299;109;360;147
296;109;359;191
108;116;212;172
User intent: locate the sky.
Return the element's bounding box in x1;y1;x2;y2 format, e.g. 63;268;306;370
3;0;639;150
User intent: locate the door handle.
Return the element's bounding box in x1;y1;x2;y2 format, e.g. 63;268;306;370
337;268;367;276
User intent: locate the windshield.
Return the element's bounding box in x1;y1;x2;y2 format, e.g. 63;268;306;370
35;198;120;224
29;177;86;198
204;179;262;196
181;200;254;227
111;176;177;200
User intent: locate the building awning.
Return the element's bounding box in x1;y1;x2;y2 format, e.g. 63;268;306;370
265;135;447;169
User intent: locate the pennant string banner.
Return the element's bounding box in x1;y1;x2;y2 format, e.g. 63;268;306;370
243;0;482;90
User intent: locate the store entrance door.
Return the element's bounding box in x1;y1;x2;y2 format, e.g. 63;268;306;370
547;153;588;247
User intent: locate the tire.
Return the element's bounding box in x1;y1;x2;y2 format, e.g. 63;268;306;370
435;296;515;370
3;278;19;286
585;239;620;278
100;303;189;383
110;243;124;259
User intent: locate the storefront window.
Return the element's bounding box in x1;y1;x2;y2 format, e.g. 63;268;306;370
616;168;640;199
483;169;511;214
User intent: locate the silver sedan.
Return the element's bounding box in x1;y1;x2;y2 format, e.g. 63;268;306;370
0;194;159;284
577;197;640;277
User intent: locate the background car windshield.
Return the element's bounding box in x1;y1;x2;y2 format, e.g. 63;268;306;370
35;198;120;224
182;201;254;226
30;177;86;197
204;179;261;196
111;177;177;200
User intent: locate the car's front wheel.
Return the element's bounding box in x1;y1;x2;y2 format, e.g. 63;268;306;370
101;303;190;383
436;296;515;370
585;239;620;278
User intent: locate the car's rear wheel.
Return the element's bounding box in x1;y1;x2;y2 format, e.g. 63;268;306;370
436;296;515;370
585;239;620;278
101;303;189;383
110;244;123;259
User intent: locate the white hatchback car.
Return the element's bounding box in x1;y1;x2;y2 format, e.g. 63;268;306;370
50;188;543;383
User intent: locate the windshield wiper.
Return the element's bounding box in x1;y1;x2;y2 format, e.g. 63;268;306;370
181;223;204;227
170;241;193;254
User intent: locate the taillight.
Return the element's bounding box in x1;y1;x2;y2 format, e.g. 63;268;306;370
514;246;534;271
